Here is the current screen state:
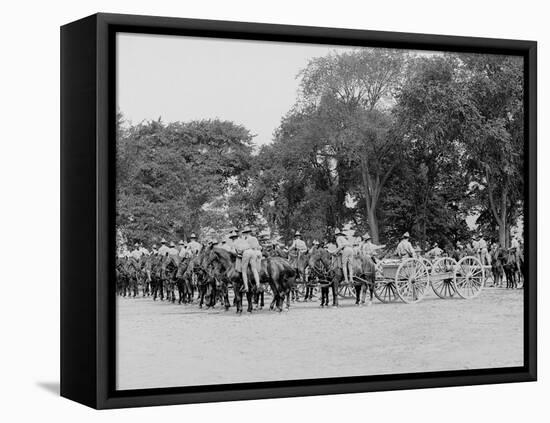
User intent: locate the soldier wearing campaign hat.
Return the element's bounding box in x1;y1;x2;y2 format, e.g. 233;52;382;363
186;233;202;257
332;228;355;284
289;230;308;258
359;232;385;261
395;232;416;258
158;238;170;256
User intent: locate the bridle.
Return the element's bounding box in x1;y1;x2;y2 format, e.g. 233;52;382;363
309;254;331;283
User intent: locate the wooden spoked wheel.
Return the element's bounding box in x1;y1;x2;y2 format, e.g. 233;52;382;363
373;280;400;303
395;258;430;303
421;257;433;273
338;283;355;298
431;257;458;299
453;256;484;299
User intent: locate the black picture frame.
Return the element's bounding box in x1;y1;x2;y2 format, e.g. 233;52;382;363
60;12;537;409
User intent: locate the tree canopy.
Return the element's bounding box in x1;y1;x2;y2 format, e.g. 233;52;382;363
116;49;524;249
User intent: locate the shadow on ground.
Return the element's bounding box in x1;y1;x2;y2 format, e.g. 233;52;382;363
36;381;60;396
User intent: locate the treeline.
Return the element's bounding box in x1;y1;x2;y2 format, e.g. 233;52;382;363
116;49;524;249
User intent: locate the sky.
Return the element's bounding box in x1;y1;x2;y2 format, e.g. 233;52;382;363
117;33;359;146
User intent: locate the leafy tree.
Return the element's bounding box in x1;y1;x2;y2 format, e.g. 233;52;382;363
293;48;408;242
116;117;253;245
461;54;524;247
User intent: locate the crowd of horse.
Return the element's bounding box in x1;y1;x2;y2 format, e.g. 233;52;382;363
116;242;524;313
487;246;525;289
116;245;378;313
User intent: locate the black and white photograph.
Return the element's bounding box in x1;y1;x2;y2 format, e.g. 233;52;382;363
2;0;547;419
114;32;527;391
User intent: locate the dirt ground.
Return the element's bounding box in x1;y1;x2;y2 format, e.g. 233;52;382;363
116;288;524;390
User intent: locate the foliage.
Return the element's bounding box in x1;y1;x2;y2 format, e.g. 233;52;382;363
116;50;525;250
116;118;253;244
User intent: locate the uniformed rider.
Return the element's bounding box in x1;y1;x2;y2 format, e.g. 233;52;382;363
395;232;416;258
157;238;170;256
239;226;262;292
333;229;354;285
426;242;443;259
359;232;385;262
186;233;202;257
167;241;179;257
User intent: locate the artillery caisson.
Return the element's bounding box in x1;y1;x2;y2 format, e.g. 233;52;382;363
373;256;485;304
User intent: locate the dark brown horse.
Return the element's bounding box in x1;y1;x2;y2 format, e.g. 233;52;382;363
198;245;231;309
160;254;180;303
203;247;296;313
184;251;214;308
175;255;194;304
351;254;377;306
288;250;309;301
503;248;519;289
116;256;130;297
490;247;505;287
308;249;342;307
124;257;142;298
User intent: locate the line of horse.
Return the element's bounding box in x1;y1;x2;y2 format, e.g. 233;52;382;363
115;246;377;313
488;246;524;289
116;244;524;313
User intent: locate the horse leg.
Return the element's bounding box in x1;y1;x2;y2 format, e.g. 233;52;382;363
332;280;339;307
285;289;290;310
246;291;253;313
200;284;205;306
320;287;326;306
224;288;230;310
210;284;217;308
354;284;361;305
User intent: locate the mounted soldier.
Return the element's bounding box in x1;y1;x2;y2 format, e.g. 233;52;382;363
167;241;179;257
426;242;443;259
157;238;170;256
395;232;416;258
234;227;262;292
130;242;142;260
308;239;320;255
474;233;491;265
332;228;355;285
177;240;186;254
221;229;238;254
288;231;309;291
289;231;308;258
359;232;385;263
186;233;202;257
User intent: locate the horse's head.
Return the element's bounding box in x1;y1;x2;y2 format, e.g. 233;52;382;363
308;248;331;275
209;247;235;272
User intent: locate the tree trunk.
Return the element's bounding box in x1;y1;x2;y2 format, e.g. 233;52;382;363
500;189;508;248
367;205;380;244
486;169;508;248
359;158;381;244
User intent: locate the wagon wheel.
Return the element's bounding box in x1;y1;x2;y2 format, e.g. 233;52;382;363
395;258;430;304
373;280;400;303
338;282;355;298
421;257;433;273
454;256;484;299
431;257;458;299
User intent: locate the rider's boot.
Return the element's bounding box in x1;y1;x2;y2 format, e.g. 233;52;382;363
252;268;262;293
242;270;250;292
342;265;350;285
